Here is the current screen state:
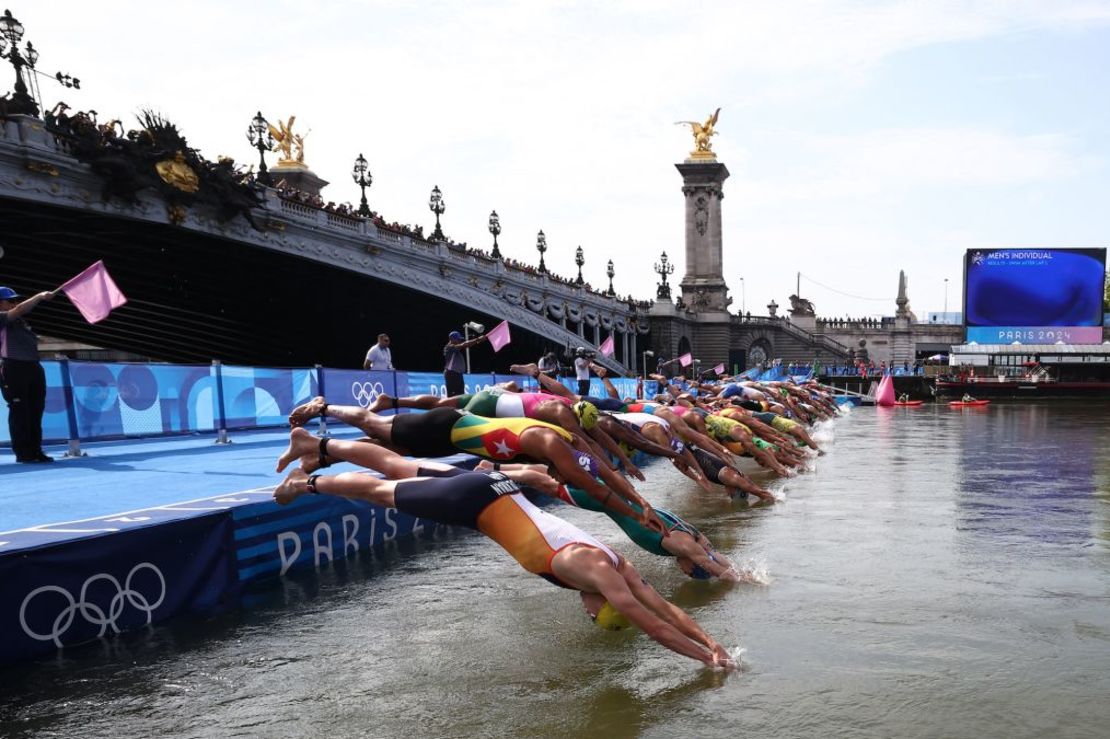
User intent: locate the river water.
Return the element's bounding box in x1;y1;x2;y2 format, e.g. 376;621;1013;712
3;402;1109;738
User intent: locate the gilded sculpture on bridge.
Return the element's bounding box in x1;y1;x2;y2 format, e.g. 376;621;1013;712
676;107;720;160
268;115;309;168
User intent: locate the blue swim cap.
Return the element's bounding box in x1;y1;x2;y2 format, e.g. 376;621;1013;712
688;564;713;580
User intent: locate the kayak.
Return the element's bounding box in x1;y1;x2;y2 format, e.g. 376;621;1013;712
948;400;991;407
893;400;924;406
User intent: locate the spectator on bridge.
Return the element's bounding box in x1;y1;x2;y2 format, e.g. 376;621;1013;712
443;330;487;397
0;286;55;463
364;333;393;371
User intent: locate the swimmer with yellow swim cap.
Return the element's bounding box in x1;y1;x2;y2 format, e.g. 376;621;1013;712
583;594;633;630
274;428;736;671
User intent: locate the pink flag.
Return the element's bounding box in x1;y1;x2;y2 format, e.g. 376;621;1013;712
679;353;693;367
713;362;725;375
599;335;614;357
487;320;511;352
60;260;127;323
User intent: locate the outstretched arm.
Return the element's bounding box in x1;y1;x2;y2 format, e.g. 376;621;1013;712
4;290;53;320
553;550;732;669
587;425;645;481
618;560;732;665
567;434;664;529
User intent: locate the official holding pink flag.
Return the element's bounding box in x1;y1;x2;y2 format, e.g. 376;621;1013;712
0;262;126;464
0;286;55;463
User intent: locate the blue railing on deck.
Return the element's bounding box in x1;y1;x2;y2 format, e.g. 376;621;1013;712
0;361;654;447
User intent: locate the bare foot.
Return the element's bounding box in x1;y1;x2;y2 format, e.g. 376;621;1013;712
367;392;392;414
510;363;539;377
299;452;323;474
289;396;327;427
274;467;309;505
276;427;320;473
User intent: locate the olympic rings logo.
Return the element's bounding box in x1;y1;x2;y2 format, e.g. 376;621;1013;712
351;381;386;408
19;562;167;647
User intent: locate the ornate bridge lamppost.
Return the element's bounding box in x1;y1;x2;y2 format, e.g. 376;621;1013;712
429;185;446;241
352;153;372;217
575;246;585;285
654;251;675;299
488;210;502;260
606;259;615;296
246;111;274;185
0;9;39;116
536;230;547;273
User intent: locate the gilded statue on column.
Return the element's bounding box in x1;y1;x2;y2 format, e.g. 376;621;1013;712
267;115;309;169
676;107;720;160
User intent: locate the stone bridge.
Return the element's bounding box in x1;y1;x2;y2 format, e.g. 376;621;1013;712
0;114;648;371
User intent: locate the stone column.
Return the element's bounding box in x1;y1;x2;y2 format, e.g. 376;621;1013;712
675;160;731;313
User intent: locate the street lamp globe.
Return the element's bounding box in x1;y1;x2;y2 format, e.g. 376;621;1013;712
0;10;25;44
488;210;502;259
429;185;446;241
575;246;584;284
351;153;372;217
536;230;547;272
245;111;274;184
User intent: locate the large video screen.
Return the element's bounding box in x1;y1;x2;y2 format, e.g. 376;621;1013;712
964;248;1106;344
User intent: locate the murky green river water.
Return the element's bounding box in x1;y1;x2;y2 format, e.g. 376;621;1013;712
3;402;1109;738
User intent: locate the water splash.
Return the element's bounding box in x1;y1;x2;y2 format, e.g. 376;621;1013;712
732;557;772;585
717;645;748;673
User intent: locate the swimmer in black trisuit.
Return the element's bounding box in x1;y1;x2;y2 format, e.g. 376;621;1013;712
282;401;667;535
272;437;737;670
365;386;646;480
685;444;777;503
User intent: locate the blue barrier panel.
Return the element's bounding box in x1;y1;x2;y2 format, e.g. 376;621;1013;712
0;360;70;445
232;485;460;585
318;369;397;412
220;366;319;430
0;512;238;666
69;361;217;440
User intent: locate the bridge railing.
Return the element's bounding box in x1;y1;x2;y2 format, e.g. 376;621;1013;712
0;360;656;451
738;315;851;355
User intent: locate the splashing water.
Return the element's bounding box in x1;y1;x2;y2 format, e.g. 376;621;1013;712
733;557;772;585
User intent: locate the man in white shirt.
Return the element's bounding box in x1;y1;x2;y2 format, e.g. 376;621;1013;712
363;333;393;370
574;347;592;396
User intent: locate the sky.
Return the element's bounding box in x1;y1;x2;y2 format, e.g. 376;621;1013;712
15;0;1110;318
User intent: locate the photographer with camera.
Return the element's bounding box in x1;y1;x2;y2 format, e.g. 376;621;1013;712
574;346;595;396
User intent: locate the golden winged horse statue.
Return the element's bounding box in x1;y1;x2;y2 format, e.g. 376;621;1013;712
675;107;721;157
267;116;296;164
